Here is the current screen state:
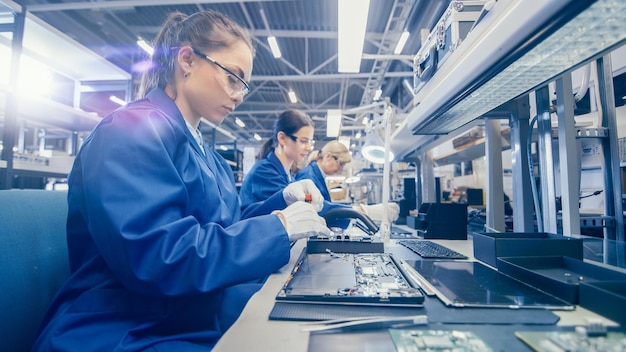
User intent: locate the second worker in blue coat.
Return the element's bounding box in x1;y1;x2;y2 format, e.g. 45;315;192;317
240;109;400;226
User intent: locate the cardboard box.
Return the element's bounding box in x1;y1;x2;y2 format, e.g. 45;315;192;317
473;232;583;268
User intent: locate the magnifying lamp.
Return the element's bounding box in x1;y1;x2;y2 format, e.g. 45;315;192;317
345;176;361;184
362;131;395;164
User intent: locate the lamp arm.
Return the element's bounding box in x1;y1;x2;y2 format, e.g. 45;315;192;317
379;100;394;242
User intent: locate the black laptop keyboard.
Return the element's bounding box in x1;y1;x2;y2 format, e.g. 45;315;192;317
398;240;468;259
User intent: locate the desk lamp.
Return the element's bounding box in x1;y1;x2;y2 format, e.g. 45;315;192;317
361;101;395;242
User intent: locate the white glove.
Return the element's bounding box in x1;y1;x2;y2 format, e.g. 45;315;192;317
274;202;331;242
356;202;400;223
282;179;324;212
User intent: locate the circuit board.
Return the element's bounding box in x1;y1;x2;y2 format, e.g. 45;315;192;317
515;330;626;352
389;329;493;352
276;249;424;307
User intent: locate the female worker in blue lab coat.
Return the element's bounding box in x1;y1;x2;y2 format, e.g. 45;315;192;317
32;10;329;352
295;140;353;201
239;109;400;224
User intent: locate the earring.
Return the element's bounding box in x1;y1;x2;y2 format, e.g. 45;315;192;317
184;72;189;78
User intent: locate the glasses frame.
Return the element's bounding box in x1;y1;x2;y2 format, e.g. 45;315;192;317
288;134;315;146
191;47;250;96
331;155;346;167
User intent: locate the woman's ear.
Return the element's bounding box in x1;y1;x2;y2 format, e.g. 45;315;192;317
277;131;288;146
177;46;194;74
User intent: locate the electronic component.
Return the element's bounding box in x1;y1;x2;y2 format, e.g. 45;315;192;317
277;249;424;307
389;329;493;351
307;233;383;254
515;330;626;352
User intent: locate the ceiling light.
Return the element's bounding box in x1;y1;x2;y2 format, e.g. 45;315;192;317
394;30;410;54
15;56;52;97
137;39;153;56
355;132;362;139
219;145;228;151
338;136;351;149
326;109;342;138
338;0;370;73
373;89;382;101
362;117;369;125
109;95;126;105
235;117;246;128
253;133;262;141
288;90;298;103
267;36;282;59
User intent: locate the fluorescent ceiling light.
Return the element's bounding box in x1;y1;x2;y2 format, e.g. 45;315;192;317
326;109;342;138
288;90;298;103
267;36;282;58
338;0;370;73
394;31;410;54
219;145;228;151
355;132;362;139
137;39;153;56
235;117;246;128
17;56;52;97
109;95;126;105
373;89;382;101
253;133;262;141
338;136;351;150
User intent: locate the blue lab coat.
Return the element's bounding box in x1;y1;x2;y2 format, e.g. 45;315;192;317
239;151;349;226
240;151;291;210
33;88;291;351
295;162;331;201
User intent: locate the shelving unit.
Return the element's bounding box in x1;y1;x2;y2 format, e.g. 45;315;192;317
433;128;511;167
390;0;626;242
0;2;131;189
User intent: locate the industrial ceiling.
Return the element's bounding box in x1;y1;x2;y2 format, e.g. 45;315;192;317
4;0;454;148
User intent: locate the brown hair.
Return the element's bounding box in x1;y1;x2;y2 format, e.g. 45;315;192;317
137;10;254;98
258;109;314;159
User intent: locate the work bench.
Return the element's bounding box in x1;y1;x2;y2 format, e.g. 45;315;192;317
214;229;624;351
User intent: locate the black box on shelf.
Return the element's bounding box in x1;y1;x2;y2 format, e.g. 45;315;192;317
497;256;626;304
579;281;626;325
473;232;583;268
406;215;419;229
416;203;468;240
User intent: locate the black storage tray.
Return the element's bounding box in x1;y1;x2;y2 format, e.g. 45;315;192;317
579;281;626;325
497;256;626;304
473;232;583;268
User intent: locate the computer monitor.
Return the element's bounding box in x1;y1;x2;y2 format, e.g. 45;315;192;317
466;188;483;206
